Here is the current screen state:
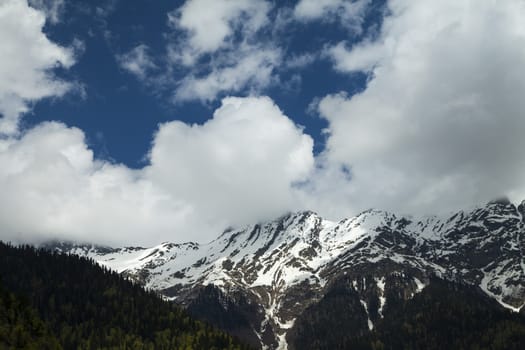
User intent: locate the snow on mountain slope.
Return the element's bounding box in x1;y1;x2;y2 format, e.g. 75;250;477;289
45;199;525;349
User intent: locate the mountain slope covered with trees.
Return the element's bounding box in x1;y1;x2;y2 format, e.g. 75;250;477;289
288;277;525;350
0;281;61;349
0;242;251;350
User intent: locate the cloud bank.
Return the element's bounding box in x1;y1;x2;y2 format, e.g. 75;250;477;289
0;97;314;245
315;0;525;214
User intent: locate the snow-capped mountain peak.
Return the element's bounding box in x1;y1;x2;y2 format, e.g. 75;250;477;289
45;200;525;349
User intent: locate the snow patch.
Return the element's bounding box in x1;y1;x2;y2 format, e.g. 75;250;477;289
375;277;386;317
413;277;426;293
360;300;373;330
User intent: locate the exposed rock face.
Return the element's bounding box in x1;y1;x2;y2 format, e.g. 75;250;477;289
46;200;525;349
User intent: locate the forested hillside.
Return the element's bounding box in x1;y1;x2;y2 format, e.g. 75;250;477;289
0;242;251;350
0;282;61;349
288;277;525;350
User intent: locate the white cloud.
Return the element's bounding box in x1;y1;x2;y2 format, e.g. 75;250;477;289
146;96;314;225
163;0;281;102
294;0;340;19
0;122;191;246
174;45;281;102
0;0;74;135
116;44;157;80
285;53;318;70
0;97;314;245
28;0;64;23
314;0;525;216
294;0;371;32
329;40;388;72
169;0;270;64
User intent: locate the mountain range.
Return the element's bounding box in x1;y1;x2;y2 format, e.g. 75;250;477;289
43;198;525;349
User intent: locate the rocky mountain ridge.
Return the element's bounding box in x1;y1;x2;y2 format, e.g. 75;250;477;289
44;199;525;349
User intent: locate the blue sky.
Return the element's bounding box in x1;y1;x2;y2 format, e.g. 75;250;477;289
29;0;382;167
2;0;525;245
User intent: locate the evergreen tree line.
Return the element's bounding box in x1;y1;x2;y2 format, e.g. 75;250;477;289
0;242;253;350
0;281;61;349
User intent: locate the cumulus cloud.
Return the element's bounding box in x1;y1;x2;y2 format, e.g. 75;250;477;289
0;122;191;246
0;97;314;245
146;96;314;223
314;0;525;215
0;0;74;135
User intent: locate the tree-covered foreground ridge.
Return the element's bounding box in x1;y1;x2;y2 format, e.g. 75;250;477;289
0;242;252;350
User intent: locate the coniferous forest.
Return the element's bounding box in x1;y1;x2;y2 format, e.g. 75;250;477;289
288;277;525;350
0;242;252;350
